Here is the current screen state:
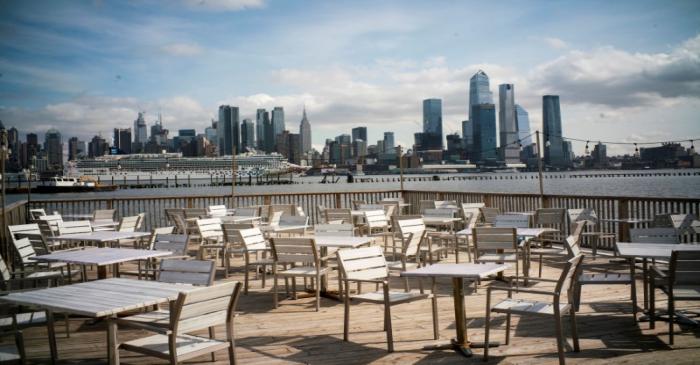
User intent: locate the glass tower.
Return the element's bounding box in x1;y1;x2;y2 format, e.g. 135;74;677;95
218;105;240;155
515;104;532;146
469;70;493;122
471;104;497;164
422;98;443;149
498;84;520;164
542;95;566;167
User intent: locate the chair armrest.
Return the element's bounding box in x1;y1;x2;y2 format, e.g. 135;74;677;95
110;318;172;335
649;266;668;280
488;286;556;296
522;277;559;284
343;278;387;285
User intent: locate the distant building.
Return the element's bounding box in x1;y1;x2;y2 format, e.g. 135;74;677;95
445;133;464;162
255;109;267;151
133;112;148;144
25;133;39;167
218;105;240;155
352;139;367;158
383;132;395;154
352;127;367;144
241;119;255;151
44;128;63;171
543;95;568;168
498;84;519;164
113;128;132;154
299;107;312;154
471;103;497;164
88;135;108;158
263;110;275;153
461;120;472;156
421;98;443;150
469;70;493;121
515;104;532;146
640;143;687;168
272;107;285;137
68;137;79;161
590;142;608;168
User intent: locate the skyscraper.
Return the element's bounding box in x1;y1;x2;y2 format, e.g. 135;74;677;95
498;84;520;164
471;104;497;164
218;105;240;155
542;95;566;167
88;135;108;158
422;98;443;150
299;107;312;154
44;128;63;170
461;120;473;154
352;127;367;143
241;119;255;151
133;112;148;144
113;128;132;154
383;132;395;154
469;70;493;121
515;104;532;146
272;107;285;137
68;137;79;161
263;110;274;153
256;109;267;151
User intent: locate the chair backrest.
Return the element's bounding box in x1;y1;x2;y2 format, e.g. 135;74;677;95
279;215;308;227
270;237;319;266
494;214;530;228
669;250;700;286
8;224;41;243
57;220;93;235
269;204;295;217
424;208;455;218
196;218;223;241
151;234;189;256
358;204;384;211
324;208;352;224
171;281;242;335
364;209;388;229
556;254;585;304
435;200;458;209
462;202;485;209
158;259;215;286
183;208;207;219
671;214;698;236
165;208;185;228
336;246;388;281
219;219;255;229
419;200;436;213
12;237;36;267
29;209;47;221
234;207;259;217
480;207;501;225
12;232;50;256
92;209;116;221
461;204;481;228
534;208;567;227
147;226;176;249
314;224;354;237
381;197;403;203
565;221;586;257
395;216;426;257
567;208;598;225
207;205;228;217
118;215;140;232
629;228;679;244
295;206;306;217
383;204;397;220
473;227;517;253
352;200;366;210
135;212;146;230
0;252;12;288
37;214;63;235
232;227;268;253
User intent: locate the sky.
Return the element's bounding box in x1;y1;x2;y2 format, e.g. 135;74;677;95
1;0;699;155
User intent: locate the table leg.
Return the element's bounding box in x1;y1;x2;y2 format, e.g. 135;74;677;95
107;315;119;365
642;258;648;311
47;310;58;364
451;277;472;356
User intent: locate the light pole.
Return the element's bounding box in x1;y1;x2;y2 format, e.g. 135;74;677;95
1;128;7;242
25;156;34;220
231;152;237;208
535;130;545;207
397;145;404;191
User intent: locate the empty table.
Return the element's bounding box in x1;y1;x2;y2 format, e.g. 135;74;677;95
31;247;172;279
601;218;653;242
313;236;374;249
401;263;508;357
0;278;195;364
48;231;151;248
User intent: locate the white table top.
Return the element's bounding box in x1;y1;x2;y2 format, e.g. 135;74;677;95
601;218;653;224
260;224;308;233
423;217;461;224
312;236;374;248
31;247;172;266
401;263;509;279
455;227;557;237
0;278;194;317
62;213;94;219
47;231;151;242
220;216;262;223
615;242;700;259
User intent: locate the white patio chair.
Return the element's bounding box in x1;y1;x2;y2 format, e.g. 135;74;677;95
228;227;273;294
270;237;329;311
473;227;522;287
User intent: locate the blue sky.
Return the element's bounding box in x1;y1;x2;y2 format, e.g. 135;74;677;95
1;0;699;154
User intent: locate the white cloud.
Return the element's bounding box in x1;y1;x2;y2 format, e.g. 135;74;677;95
161;43;203;56
182;0;265;11
543;37;568;50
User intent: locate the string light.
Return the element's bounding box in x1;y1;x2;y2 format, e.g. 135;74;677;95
690;140;695;154
584;140;590;155
518;139;522;148
545;140;551;148
634;143;639;157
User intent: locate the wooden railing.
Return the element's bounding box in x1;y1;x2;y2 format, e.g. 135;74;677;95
0;200;28;263
3;190;699;265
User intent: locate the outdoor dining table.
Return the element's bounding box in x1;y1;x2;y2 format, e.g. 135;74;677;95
31;247;173;279
91;219;120;230
601;217;653;242
615;242;700;315
61;213;94;220
47;230;152;248
401;263;509;357
454;227;558;264
0;278;195;365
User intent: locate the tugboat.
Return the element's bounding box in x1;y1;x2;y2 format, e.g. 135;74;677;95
35;176;117;193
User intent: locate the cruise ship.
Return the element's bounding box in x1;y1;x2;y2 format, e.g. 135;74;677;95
68;152;307;181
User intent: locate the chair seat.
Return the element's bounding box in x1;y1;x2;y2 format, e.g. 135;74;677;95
529;247;567;256
117;310;170;327
477;253;518;262
492;298;570;316
120;333;230;359
0;344;20;362
386;261;419;271
579;272;631;284
250;258;274;266
659;285;700;300
352;290;429;304
25;270;63;280
0;312;46;327
277;266;330;277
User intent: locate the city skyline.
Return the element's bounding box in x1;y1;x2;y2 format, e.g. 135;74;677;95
1;1;699;155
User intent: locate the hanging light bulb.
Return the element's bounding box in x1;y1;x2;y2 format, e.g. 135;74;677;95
545;140;551;148
634;143;639;157
585;141;590;155
690;140;695;154
518;139;522;148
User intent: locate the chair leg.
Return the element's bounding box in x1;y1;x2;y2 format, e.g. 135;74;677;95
244;257;250;295
649;279;656;329
574;282;582;312
431;278;439;340
668;295;674;345
630;277;638;323
343;284;350;341
315;274;321;312
384;299;394;352
209;327;216;361
570;311;580;352
261;264;267;288
505;313;511;345
554;315;566;365
228;339;237;365
484;295;491;361
273;269;279;309
538;254;543;278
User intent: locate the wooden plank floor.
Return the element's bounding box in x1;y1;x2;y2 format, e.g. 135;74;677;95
7;252;700;364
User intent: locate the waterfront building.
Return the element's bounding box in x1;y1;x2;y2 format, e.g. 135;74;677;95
218;105;240;155
515;104;532;146
88;135;108;158
272;107;285;137
113;128;132;154
589;142;608;168
498;84;520;164
44;128;63;171
469;70;493;121
543;95;568;168
133;112;148;144
352;139;367;158
299;107;312;155
421;98;443;150
471;103;497;164
241;119;255;152
383;132;395;154
256;109;267;151
25;133;39;166
352;127;367;143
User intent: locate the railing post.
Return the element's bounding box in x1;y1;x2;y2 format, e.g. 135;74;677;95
484;194;493;208
187;197;193;208
618;198;630;242
334;193;342;208
263;195;272;206
542;195;551;208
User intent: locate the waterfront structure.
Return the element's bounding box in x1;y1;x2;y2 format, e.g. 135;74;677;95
383;132;395;154
469;70;493;121
421;98;443;150
218;105;240;155
515;104;532;146
299;107;312;155
113;128;132;155
498;84;520;164
352;127;367;143
272;107;285;137
543;95;568;168
133;112;148;145
241;119;255;152
471;103;497;164
44;128;63;171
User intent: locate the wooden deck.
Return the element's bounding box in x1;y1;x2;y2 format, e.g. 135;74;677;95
7;252;700;364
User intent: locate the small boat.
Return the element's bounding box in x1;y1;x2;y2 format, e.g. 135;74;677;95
34;176;117;193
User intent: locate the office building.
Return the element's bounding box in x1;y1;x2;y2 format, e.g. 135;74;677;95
133;112;148;144
299;107;312;154
461;120;473;155
272;107;285;137
515;104;532;147
256;109;267;151
469;70;493;121
421;98;443;149
113;128;132;154
218;105;240;155
44;128;63;170
383;132;395;154
241;119;255;151
498;84;520;164
542;95;567;167
471;104;497;164
352;127;367;143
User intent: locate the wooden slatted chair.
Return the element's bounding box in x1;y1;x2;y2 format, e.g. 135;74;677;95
391;216;427;291
630;227;679;244
649;250;700;344
157;259;216;286
116;215;144;248
92;209;116;222
228;227;273;294
233;207;260;218
324;208;352;224
195;218;229;274
484;254;584;365
423;208;455;263
480;207;501;226
419;200;435;214
113;281;242;365
270;237;329;311
164;208;185;233
36;214;63;238
494;214;530;228
337;246;436;353
207;205;228;217
277;215;309;236
567;208;615;257
473;227;522;287
315;223;355;297
8;224;50;252
29;209;48;221
138;230;188;280
530;208;568;277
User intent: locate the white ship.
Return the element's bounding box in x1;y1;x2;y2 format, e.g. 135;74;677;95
68;152;307;181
